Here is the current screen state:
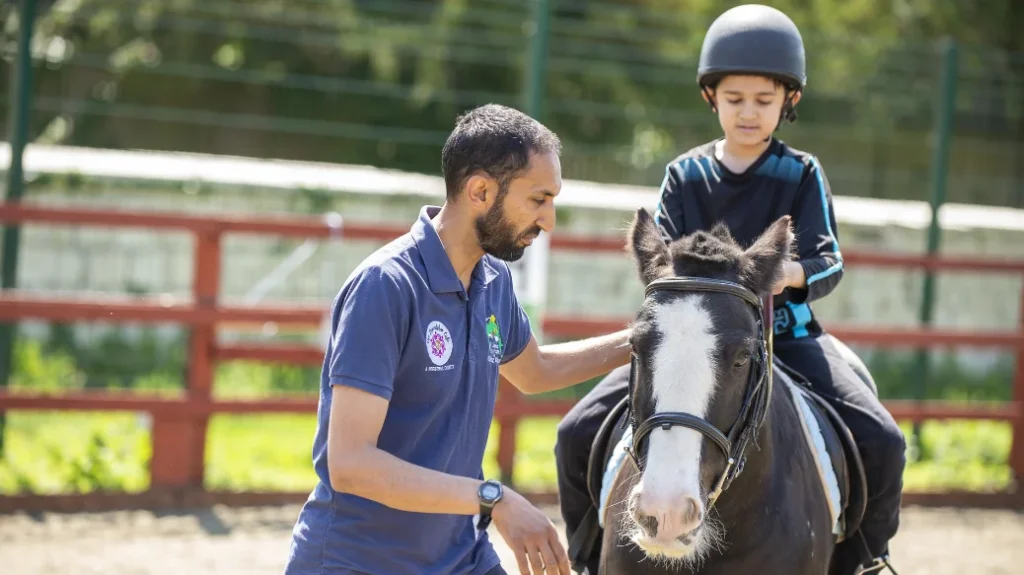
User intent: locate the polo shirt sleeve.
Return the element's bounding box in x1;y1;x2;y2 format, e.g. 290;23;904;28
501;266;533;365
327;265;409;401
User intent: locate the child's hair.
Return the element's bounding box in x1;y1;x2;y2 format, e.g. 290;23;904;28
699;75;801;125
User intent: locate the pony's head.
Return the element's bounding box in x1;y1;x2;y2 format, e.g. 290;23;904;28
622;208;793;564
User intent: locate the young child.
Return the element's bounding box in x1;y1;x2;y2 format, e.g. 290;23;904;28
554;5;906;574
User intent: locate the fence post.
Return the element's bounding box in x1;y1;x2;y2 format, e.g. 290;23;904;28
149;229;221;490
0;0;38;456
518;0;553;338
494;0;552;487
1012;282;1024;491
911;38;958;458
496;377;522;485
522;0;552;122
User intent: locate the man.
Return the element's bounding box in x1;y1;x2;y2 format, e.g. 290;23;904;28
284;103;632;575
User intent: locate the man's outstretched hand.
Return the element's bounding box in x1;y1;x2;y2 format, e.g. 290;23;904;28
492;487;571;575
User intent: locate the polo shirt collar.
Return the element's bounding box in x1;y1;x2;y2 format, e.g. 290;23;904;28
412;206;499;294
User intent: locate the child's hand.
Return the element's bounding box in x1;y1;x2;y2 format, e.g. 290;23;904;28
772;261;805;295
772;274;788;295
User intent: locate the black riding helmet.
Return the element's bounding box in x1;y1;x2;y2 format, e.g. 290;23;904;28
697;4;806;125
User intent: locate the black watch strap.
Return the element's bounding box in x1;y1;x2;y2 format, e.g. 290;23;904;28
476;509;493;531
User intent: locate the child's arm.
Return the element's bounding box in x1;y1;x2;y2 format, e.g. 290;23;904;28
783;157;844;303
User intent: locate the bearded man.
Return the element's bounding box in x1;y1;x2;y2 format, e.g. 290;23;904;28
284;104;632;575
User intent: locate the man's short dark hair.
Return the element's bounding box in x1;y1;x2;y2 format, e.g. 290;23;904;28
441;104;561;202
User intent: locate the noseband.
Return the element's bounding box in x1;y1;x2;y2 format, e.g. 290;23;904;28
625;277;774;508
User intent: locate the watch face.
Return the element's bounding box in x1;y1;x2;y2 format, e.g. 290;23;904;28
482;485;499;500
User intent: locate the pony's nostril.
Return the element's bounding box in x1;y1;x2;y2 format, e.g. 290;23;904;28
635;512;659;537
683;496;703;525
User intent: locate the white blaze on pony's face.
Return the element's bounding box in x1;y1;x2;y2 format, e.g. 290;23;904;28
630;295;719;556
622;208;795;565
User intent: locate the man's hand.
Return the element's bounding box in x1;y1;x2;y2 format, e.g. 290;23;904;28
492;487;570;575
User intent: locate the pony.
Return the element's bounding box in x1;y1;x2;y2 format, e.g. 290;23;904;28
593;208;871;575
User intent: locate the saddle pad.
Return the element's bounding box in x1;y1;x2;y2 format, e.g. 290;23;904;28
598;424;632;528
781;374;844;536
598;376;843;536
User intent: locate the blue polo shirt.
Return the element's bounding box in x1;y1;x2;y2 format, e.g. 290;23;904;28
284;205;533;575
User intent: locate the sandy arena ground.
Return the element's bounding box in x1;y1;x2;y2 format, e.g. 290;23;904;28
0;503;1021;574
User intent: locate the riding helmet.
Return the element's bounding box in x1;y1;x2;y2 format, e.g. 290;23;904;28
697;4;807;90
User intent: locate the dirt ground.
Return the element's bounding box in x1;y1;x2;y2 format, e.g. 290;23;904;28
0;503;1021;574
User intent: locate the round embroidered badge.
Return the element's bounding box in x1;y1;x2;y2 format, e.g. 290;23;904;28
425;321;453;366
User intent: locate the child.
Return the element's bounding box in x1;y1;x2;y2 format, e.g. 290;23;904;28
554;5;906;574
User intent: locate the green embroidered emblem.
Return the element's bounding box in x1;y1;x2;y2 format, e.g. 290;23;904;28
486;314;503;363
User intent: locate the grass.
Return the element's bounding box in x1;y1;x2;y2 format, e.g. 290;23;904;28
0;411;1013;496
0;336;1015;496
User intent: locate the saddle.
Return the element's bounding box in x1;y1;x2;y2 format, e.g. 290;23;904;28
569;356;871;574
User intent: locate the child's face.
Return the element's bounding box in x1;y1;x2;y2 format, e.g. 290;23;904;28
705;75;801;148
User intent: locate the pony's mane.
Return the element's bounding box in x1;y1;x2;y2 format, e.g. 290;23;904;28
666;223;745;278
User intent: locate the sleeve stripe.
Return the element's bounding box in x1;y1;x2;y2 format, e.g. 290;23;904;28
806;156;843;285
809;156;841;257
807;261;843;285
653;164;680;237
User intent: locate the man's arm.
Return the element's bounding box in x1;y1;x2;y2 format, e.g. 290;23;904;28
327;385;483;513
327;264;571;574
325;267;481;512
330;363;570;574
499;329;632;395
780;156;844;302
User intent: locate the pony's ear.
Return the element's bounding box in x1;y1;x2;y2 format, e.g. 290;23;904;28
739;215;795;295
627;208;671;285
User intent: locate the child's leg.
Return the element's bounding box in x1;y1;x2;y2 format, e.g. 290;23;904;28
774;334;907;572
554;364;631;572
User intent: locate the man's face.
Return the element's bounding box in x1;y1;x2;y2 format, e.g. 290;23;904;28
475;151;560;262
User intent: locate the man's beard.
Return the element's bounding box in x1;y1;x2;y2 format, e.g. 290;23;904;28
474;196;541;263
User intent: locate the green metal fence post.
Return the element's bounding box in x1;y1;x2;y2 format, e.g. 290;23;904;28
0;0;38;455
496;0;552;487
522;0;552;121
911;38;958;460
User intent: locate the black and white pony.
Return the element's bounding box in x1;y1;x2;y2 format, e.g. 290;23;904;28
593;208;873;575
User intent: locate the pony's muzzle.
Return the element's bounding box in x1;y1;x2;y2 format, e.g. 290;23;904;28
630;489;704;542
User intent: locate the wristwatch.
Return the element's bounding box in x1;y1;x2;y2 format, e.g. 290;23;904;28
476;479;504;530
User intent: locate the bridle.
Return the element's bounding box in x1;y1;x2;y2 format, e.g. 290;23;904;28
625;276;774;509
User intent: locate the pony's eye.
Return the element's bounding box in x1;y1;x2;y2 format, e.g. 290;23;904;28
733;351;751;368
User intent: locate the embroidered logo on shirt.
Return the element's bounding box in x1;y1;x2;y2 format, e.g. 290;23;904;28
425;321;453;368
486;314;504;364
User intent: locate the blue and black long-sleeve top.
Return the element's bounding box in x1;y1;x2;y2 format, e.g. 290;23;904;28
653;137;844;339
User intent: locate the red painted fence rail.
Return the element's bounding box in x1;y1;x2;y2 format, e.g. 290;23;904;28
1;202;1023;511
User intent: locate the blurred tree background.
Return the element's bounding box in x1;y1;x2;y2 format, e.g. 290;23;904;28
2;0;1022;495
2;0;1022;206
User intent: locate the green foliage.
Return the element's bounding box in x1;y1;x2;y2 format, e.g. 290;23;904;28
0;410;1011;496
4;0;1021;206
28;323;187;391
0;338;1016;496
0;412;150;495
